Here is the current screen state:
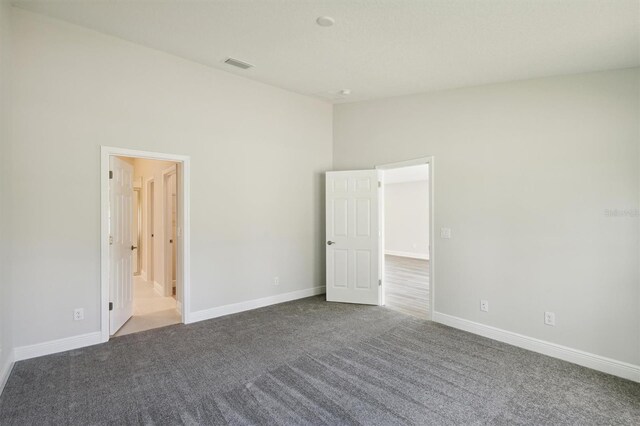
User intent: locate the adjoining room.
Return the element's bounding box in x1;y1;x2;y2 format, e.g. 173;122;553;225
382;164;430;319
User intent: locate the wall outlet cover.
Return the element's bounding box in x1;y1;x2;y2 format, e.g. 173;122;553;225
73;308;84;321
544;311;556;326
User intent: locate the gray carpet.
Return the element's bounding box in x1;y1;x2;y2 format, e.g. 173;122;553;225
0;296;638;425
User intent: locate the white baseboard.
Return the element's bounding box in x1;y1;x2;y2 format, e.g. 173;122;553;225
189;286;326;324
433;312;640;383
153;281;163;295
14;331;102;362
0;352;14;395
385;250;429;260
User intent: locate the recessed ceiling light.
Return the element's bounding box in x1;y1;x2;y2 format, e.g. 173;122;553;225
316;16;335;27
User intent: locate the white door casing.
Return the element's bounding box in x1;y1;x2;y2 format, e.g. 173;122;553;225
326;170;381;305
109;156;134;334
163;165;177;297
101;146;191;342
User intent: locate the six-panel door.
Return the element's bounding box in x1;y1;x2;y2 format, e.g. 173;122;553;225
109;156;134;334
326;170;380;305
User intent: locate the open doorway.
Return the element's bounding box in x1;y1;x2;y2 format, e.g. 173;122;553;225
100;147;191;342
377;159;432;319
325;158;434;315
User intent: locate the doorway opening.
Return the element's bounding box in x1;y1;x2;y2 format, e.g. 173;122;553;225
380;164;430;318
100;147;191;342
377;158;433;319
324;157;434;318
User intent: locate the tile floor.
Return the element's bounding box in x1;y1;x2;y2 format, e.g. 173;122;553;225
113;276;181;337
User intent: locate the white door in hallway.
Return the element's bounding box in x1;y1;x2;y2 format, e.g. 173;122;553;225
109;156;134;334
326;170;381;305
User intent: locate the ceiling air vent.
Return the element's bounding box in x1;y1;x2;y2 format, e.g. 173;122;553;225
224;57;254;70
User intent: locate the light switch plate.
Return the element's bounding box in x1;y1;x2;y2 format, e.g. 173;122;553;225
440;228;452;239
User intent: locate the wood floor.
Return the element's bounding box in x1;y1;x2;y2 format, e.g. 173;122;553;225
384;255;430;319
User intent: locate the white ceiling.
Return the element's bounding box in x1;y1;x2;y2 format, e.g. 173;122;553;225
13;0;640;103
384;165;429;184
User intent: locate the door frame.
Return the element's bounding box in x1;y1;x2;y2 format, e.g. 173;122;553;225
133;187;142;276
144;176;155;283
375;156;434;320
100;146;191;342
162;164;177;298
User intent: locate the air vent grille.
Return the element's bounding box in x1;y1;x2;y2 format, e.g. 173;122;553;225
224;57;254;70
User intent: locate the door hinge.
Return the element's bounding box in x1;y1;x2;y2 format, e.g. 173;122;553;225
378;181;381;188
109;302;113;311
109;235;113;245
109;170;113;179
379;279;382;286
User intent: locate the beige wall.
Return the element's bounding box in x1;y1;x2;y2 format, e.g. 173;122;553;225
335;68;640;365
7;9;333;347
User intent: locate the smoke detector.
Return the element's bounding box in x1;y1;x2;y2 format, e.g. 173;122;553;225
316;16;335;27
224;57;254;70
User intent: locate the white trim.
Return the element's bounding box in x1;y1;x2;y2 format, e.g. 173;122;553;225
190;286;326;323
101;146;191;342
385;250;429;260
433;312;640;383
144;176;155;285
0;353;14;394
376;157;434;320
162;164;177;298
376;157;433;170
13;332;102;362
176;301;182;315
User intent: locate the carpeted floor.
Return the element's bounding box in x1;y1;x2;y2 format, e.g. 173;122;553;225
0;296;638;425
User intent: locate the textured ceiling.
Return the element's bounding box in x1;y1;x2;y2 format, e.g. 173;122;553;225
13;0;640;103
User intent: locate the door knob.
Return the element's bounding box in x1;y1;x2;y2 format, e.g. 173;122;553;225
131;245;137;251
327;241;335;245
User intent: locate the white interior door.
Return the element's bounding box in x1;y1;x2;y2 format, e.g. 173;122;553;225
109;156;134;334
326;170;381;305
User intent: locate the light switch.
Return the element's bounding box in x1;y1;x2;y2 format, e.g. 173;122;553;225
440;228;452;239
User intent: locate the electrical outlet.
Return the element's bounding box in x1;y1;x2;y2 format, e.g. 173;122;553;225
544;311;556;326
73;308;84;321
273;276;280;286
480;300;489;312
440;228;452;239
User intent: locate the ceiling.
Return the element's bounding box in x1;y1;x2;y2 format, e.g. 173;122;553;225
13;0;640;103
384;165;429;184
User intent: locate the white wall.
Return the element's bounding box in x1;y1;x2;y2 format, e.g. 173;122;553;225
335;68;640;365
0;0;14;382
384;181;429;259
7;9;332;348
